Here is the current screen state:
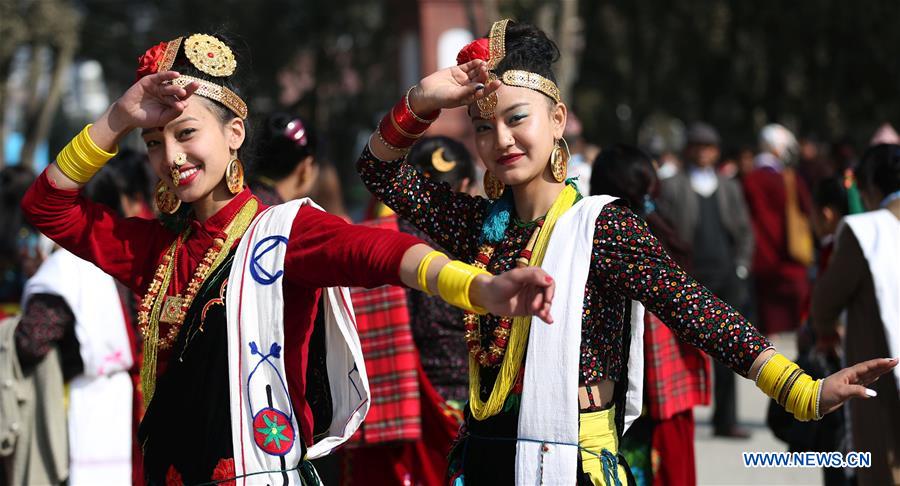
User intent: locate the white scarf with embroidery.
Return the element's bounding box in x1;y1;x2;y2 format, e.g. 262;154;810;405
516;196;645;485
227;199;369;485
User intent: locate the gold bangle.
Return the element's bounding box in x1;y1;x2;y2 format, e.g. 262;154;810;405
375;127;410;154
417;250;445;296
405;86;439;124
56;124;118;183
437;260;489;314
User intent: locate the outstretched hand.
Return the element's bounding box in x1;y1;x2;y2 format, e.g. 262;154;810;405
409;59;502;114
471;267;555;323
820;357;898;415
111;71;199;130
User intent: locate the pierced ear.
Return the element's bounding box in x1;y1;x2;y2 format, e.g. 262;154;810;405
228;117;246;151
552;102;568;139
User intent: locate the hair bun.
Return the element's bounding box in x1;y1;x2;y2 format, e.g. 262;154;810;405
494;21;560;82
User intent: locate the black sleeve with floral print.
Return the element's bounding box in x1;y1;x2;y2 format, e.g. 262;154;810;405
357;145;489;260
591;204;772;377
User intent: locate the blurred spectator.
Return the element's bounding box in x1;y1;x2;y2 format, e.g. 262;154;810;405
743;124;813;335
401;136;475;403
811;144;900;485
767;175;854;486
0;166;39;316
250;112;319;206
338;136;472;486
563;111;600;195
592;144;711;486
656;122;754;439
10;151;149;485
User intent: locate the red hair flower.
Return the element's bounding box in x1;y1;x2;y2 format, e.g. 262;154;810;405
456;38;489;65
211;458;236;486
136;41;168;81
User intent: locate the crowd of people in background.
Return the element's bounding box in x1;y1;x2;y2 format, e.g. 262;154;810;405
0;33;898;485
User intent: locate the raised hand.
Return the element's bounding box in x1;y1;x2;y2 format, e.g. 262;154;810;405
471;267;555;323
110;71;199;131
409;59;502;115
819;357;898;415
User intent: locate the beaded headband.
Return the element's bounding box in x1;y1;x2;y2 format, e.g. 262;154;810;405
457;19;562;118
136;34;248;119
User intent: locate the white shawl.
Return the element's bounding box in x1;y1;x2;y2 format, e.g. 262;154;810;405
23;249;133;485
841;209;900;388
227;199;369;485
516;196;645;485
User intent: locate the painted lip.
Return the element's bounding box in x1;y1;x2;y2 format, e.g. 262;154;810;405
496;153;525;165
175;164;202;187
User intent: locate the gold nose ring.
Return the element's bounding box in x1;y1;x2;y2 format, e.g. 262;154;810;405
174;153;187;166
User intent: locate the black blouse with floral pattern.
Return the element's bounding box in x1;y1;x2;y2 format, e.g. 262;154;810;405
358;147;771;386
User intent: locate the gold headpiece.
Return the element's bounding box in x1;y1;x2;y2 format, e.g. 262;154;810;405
184;34;237;77
155;34;247;119
172;75;248;119
474;19;562;119
501;70;560;103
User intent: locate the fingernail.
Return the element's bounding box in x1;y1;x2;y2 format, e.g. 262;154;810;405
474;83;485;91
865;388;878;397
545;276;553;283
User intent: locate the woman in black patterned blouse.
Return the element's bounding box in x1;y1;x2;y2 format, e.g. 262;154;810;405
358;19;897;485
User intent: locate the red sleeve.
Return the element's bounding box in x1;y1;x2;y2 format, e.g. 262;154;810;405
284;205;422;289
21;170;173;292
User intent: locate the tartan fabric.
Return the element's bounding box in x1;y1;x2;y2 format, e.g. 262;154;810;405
644;311;711;420
349;215;421;444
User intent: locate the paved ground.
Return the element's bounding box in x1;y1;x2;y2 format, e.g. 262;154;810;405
693;333;824;485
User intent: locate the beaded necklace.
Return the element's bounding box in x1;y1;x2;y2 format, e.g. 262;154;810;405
464;219;543;367
467;185;578;420
138;198;258;405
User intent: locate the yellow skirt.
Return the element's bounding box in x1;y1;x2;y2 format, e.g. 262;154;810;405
579;406;628;486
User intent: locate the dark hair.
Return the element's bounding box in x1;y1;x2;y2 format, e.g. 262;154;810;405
494;22;561;87
590;144;691;265
590;144;657;213
857;143;900;197
165;30;253;158
0;165;36;262
84;148;153;216
407;136;475;187
252;112;318;181
812;176;850;216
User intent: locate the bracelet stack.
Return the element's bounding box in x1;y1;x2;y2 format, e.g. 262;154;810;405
56;124;118;183
755;352;823;421
377;87;440;153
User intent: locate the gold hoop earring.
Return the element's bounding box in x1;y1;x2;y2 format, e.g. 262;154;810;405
483;170;505;200
155;180;181;215
550;138;570;183
225;157;244;195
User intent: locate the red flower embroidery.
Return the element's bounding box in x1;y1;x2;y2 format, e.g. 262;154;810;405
211;458;236;486
456;38;490;65
165;465;183;486
136;42;168;81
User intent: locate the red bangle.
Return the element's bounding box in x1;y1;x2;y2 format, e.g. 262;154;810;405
378;116;415;149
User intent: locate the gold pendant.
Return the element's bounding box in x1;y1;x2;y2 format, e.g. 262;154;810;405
160;295;185;324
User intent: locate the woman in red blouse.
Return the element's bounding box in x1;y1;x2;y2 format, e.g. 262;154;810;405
21;33;555;485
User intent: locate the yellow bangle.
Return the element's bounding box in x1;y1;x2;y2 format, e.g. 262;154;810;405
56;124;118;183
416;250;445;296
756;352;821;422
437;260;490;314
